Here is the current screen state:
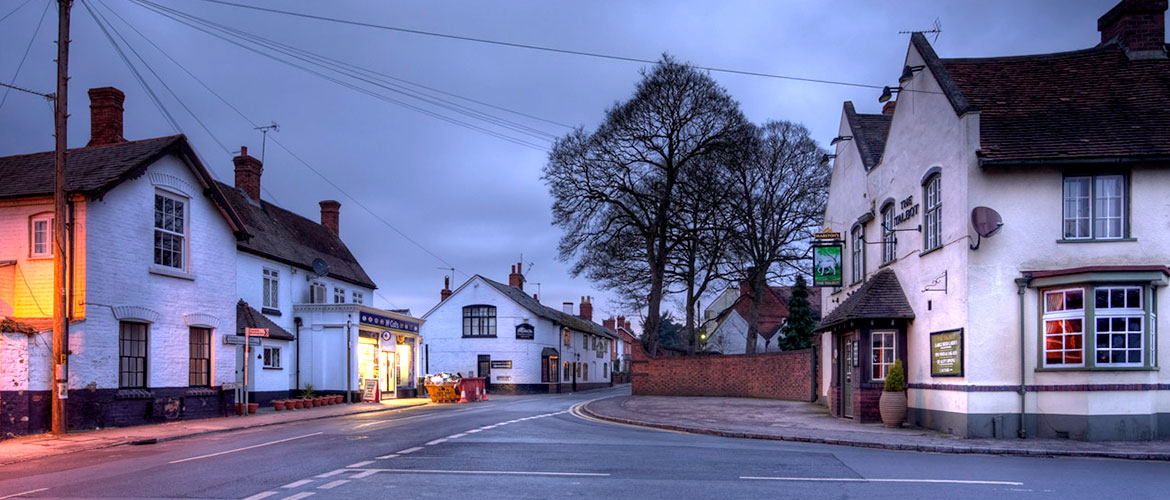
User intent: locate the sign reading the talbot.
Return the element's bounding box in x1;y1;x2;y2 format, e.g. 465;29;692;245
893;196;920;227
930;329;964;377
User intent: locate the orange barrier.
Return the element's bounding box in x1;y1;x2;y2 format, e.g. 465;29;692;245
457;378;486;403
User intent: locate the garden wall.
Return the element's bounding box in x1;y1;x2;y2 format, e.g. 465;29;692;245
630;343;816;401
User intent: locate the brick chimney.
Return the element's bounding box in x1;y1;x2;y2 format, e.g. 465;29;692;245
88;87;126;147
508;262;524;290
562;302;573;314
440;276;452;302
882;101;897;115
579;296;593;322
603;317;616;330
1099;0;1167;55
319;200;341;235
233;146;263;200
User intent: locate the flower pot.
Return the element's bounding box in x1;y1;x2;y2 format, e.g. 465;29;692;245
274;400;285;411
294;399;304;409
234;403;245;415
879;390;907;428
248;403;259;414
334;395;342;404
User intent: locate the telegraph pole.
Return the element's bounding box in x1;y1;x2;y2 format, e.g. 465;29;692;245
52;0;73;435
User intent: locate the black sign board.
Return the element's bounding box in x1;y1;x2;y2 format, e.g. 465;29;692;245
490;360;512;369
515;323;535;340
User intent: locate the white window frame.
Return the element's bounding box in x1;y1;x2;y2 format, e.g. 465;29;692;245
352;291;364;305
153;192;188;270
923;174;941;251
309;281;327;304
1063;175;1126;240
881;205;896;265
1093;286;1144;367
1042;288;1086;368
851;225;864;284
262;268;279;308
870;331;896;381
262;345;281;369
333;286;346;304
30;213;53;258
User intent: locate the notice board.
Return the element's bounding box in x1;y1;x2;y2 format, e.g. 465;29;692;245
930;329;964;377
361;378;379;402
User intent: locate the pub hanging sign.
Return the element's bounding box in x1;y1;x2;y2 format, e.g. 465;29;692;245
930;328;964;377
515;323;535;340
812;243;844;287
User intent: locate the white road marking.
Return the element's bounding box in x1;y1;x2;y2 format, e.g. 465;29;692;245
239;492;278;500
345;468;610;477
279;492;315;500
314;469;345;479
317;480;349;490
0;489;49;500
425;438;448;445
281;479;313;489
465;429;482;433
347;461;374;468
350;470;380;479
375;454;400;459
740;477;1024;486
481;425;498;429
397;447;424;454
170;432;324;464
447;433;467;439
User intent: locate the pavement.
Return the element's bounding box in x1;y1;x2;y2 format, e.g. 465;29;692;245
582;395;1170;461
0;397;430;466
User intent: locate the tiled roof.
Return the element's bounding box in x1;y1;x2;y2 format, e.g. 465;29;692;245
843;102;891;170
217;181;376;290
815;269;915;331
915;32;1170;162
235;300;295;340
715;284;824;340
482;277;618;340
0;135;247;235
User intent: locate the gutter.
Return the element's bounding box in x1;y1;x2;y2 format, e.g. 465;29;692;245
980;155;1170;168
1014;276;1032;439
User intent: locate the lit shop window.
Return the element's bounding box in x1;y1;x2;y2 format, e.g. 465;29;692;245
1043;288;1086;367
1094;286;1144;367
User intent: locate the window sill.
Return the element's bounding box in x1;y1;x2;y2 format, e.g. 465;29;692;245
185;387;217;397
1056;238;1137;244
26;255;53;261
149;265;194;281
918;246;942;258
261;307;282;316
461;335;498;339
263;366;283;370
115;388;153;400
1035;366;1158;373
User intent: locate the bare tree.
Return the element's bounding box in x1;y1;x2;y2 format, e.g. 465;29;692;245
727;121;829;353
544;56;751;355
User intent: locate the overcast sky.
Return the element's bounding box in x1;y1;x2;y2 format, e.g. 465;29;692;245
0;0;1140;324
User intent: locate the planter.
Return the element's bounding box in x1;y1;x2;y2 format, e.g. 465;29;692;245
274;400;285;411
295;399;305;409
311;398;320;408
324;396;334;406
234;403;245;415
334;395;343;404
248;403;259;414
879;390;907;428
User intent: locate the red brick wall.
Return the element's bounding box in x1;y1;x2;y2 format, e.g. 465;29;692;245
630;342;815;401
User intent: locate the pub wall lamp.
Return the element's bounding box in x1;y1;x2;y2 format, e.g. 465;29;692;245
899;65;925;84
820;154;837;167
878;86;901;103
829;135;852;146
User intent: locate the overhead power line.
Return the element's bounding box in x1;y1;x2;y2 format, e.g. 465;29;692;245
0;0;52;112
101;0;467;279
190;0;937;94
0;81;53;100
0;0;36;26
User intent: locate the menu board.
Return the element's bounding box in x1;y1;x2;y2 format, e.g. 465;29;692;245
930;329;964;377
361;378;379;402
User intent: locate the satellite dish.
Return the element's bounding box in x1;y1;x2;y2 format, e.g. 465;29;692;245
311;258;330;277
969;207;1004;250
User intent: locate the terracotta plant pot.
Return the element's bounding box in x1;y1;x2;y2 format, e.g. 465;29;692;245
879;390;907;428
324;396;333;405
248;403;259;414
334;395;342;404
274;400;285;411
294;400;304;409
234;403;244;415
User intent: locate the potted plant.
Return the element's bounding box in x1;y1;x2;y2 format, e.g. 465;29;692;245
247;402;259;414
274;400;285;411
879;359;907;428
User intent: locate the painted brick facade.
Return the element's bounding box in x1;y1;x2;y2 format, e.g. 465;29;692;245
631;342;816;401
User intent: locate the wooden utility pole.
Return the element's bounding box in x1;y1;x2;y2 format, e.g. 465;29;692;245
52;0;72;435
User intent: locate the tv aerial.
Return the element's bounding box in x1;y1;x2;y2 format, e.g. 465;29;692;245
311;257;331;278
899;18;942;43
969;206;1004;250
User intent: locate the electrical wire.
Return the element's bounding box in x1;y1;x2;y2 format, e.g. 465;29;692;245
0;0;51;112
0;81;53;100
102;0;467;279
0;0;36;26
188;0;941;94
135;0;553;151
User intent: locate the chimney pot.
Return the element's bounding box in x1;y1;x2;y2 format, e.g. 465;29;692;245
562;302;573;314
508;262;524;290
87;87;127;147
579;297;594;322
1098;0;1167;53
233;148;264;201
882;101;897;115
319;200;341;235
440;275;452;302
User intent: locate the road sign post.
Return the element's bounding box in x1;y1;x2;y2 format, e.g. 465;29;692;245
241;328;268;415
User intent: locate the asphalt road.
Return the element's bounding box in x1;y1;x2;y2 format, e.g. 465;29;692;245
2;386;1169;499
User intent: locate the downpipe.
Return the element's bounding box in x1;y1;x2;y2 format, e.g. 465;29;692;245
1015;276;1032;439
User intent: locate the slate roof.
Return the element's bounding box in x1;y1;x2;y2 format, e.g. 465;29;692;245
236;300;295;340
482;277;618;340
217;181;376;290
815;269;915;332
842;102;892;170
912;32;1170;163
0;135;247;234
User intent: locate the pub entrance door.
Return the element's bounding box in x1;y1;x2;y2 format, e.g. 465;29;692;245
477;354;491;390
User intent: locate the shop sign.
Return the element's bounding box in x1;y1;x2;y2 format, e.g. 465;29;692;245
812;243;844;287
814;227;841;240
893;196;920;227
361;378;379;402
490;360;513;369
360;311;420;333
496;375;512;381
930;328;964;377
515;323;535;340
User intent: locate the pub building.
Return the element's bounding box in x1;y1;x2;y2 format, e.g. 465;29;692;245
421;262;618;394
815;0;1170;441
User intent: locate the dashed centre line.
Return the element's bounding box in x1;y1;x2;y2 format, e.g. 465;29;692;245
317;480;349;490
347;461;374;468
425;438;448;445
240;492;278;500
375;453;400;459
280;492;315;500
280;480;313;489
397;446;424;454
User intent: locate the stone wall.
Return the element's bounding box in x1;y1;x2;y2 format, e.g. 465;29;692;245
630;342;816;401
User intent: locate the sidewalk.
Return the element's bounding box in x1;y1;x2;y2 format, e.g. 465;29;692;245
583;395;1170;461
0;398;429;466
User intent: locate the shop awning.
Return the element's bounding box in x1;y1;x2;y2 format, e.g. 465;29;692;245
541;347;560;358
814;269;915;332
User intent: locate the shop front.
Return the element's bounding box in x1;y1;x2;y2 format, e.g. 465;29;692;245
358;308;422;399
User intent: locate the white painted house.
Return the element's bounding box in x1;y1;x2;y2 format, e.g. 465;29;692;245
0;88;246;436
422;263;617;394
817;0;1170;441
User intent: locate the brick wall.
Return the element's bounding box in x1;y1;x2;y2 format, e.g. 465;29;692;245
630;342;816;401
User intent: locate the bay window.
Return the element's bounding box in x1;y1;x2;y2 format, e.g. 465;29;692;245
1041;284;1156;369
